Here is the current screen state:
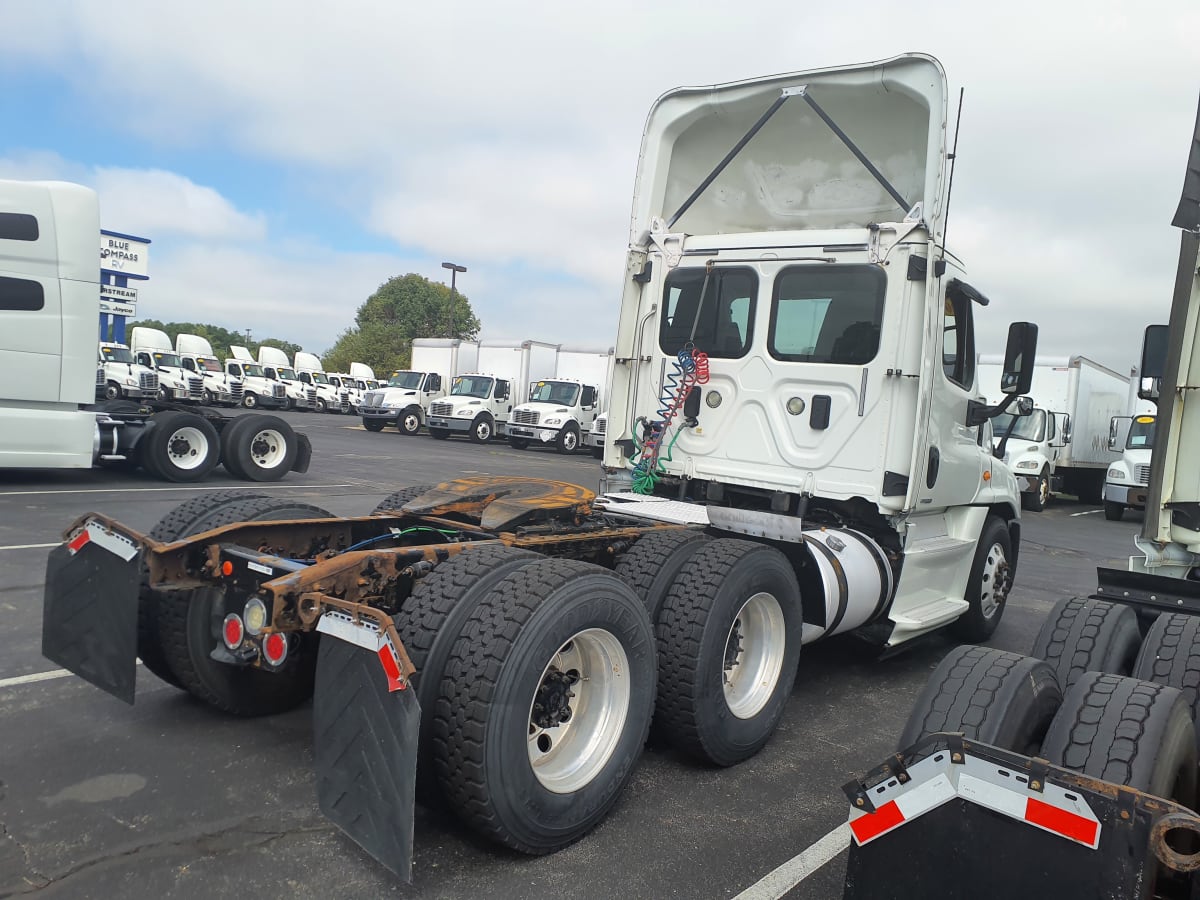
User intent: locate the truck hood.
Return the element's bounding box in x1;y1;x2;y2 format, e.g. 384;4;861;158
630;53;947;242
516;403;571;414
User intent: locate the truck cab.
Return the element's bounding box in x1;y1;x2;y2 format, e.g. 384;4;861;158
586;411;608;456
258;346;315;411
176;333;243;406
97;342;159;401
294;351;347;413
129;327;202;403
990;404;1071;511
360;370;446;434
1104;413;1155;520
507;379;601;453
327;373;360;413
426;373;512;443
227;346;287;410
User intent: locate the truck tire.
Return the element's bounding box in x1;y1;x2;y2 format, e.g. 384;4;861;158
202;388;216;405
138;488;270;688
220;414;297;482
613;528;711;622
242;392;259;409
104;381;123;401
429;428;450;440
469;413;494;444
432;558;655;853
1104;500;1125;521
398;406;422;436
139;411;221;482
397;546;541;804
1022;470;1050;512
314;397;327;413
363;419;386;432
898;646;1062;756
949;516;1013;642
1134;613;1200;744
509;437;530;450
655;539;802;766
1041;672;1197;807
556;423;580;454
156;497;334;716
370;484;435;514
1032;597;1142;691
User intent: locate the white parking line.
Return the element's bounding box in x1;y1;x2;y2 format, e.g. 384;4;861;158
1070;509;1102;517
0;542;58;551
0;483;355;497
732;822;851;899
0;668;73;688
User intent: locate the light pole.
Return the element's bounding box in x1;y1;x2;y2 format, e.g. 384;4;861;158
441;262;467;337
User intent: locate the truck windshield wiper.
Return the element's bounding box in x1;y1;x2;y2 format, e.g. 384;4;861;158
666;86;912;230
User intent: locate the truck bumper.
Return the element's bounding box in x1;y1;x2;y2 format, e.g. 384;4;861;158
1104;482;1148;508
426;416;471;433
507;425;560;443
361;408;400;424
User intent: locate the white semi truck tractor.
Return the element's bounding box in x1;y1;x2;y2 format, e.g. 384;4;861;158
97;341;159;401
294;351;348;413
227;346;288;410
129;326;203;402
257;345;316;410
0;178;311;482
176;333;243;407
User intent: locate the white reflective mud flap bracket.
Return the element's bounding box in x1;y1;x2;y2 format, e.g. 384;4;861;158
313;612;420;881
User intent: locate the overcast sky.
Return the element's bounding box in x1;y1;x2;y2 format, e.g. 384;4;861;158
1;1;1196;376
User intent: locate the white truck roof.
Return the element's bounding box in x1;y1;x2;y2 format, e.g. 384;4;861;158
294;351;325;373
258;345;291;367
129;327;174;353
230;345;255;362
176;333;217;357
349;362;375;380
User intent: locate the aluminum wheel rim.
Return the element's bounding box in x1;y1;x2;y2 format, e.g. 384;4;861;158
723;591;786;720
527;628;630;794
979;542;1009;619
166;426;210;470
402;413;419;432
476;420;491;441
563;431;578;450
1039;476;1049;506
248;428;287;468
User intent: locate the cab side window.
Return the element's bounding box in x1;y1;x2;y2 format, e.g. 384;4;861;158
942;287;976;389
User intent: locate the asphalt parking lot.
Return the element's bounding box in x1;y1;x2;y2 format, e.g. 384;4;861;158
0;410;1145;899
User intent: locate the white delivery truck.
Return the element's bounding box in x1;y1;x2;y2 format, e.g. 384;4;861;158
359;339;476;434
176;333;243;407
507;348;613;453
426;340;558;442
1103;412;1156;520
227;346;288;410
979;354;1128;509
0;178;311;482
294;351;348;413
97;341;159;401
586;411;607;457
258;345;316;410
129;326;204;402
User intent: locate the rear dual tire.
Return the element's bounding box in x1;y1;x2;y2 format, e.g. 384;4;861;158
139;411;220;482
221;414;297;481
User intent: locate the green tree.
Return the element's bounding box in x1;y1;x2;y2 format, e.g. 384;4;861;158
133;319;304;362
322;273;481;375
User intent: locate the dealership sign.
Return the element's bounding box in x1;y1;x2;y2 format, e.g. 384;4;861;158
100;230;150;280
100;283;137;316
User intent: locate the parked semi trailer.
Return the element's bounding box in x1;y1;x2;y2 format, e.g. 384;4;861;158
42;54;1040;880
843;87;1200;900
0;179;311;482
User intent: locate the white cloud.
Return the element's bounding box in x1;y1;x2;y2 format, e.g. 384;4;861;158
92;167;266;241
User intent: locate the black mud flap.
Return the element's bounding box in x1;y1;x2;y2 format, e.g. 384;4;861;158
41;542;140;704
292;433;312;474
313;635;419;882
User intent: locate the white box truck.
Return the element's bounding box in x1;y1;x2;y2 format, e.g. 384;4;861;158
979;354;1128;509
258;345;315;410
0;178;311;482
507;347;613;453
130;326;204;402
426;340;557;442
358;338;475;434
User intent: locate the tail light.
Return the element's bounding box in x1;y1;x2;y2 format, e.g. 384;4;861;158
262;632;289;666
222;614;245;650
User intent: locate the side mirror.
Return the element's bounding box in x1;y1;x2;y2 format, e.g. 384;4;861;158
1014;396;1034;416
1140;325;1168;402
1000;322;1038;395
1060;414;1072;444
581;386;596;408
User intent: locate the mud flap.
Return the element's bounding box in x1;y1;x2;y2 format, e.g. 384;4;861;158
313;634;419;882
41;542;140;704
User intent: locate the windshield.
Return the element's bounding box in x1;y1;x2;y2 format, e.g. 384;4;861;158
278;368;296;380
1127;417;1156;450
198;357;221;373
310;372;329;384
994;409;1047;443
241;363;265;378
100;346;134;364
452;375;494;399
389;371;423;389
528;381;580;406
153;352;183;368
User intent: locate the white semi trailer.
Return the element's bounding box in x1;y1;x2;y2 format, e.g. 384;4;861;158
0;178;311;482
979;354;1128;509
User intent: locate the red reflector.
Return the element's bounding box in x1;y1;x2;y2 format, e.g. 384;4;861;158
850;800;905;844
263;632;288;665
377;641;405;692
1025;796;1099;845
221;560;234;576
222;615;244;650
67;530;91;553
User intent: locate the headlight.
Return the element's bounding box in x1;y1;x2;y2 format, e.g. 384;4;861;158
1107;468;1124;480
124;378;138;386
544;417;563;426
1014;460;1040;470
457;408;474;417
384;400;400;408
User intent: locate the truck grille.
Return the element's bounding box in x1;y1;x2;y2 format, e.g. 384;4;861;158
139;372;159;393
307;387;317;402
230;382;244;403
96;367;105;386
273;384;287;399
1136;465;1152;485
430;401;454;417
513;409;540;426
594;417;607;435
363;391;383;408
188;376;204;399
